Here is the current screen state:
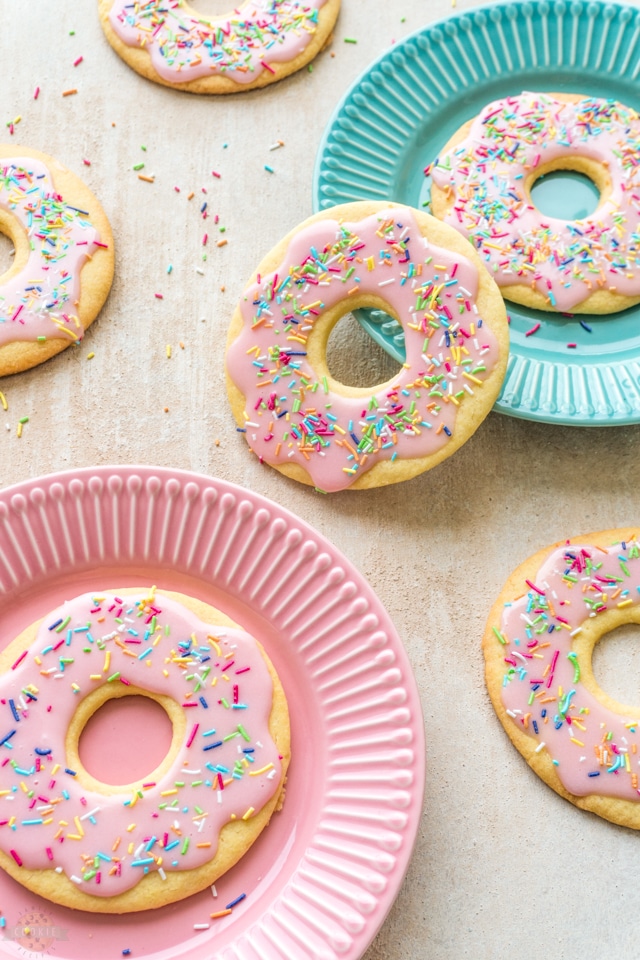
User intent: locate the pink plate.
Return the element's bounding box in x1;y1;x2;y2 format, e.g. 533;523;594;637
0;467;425;960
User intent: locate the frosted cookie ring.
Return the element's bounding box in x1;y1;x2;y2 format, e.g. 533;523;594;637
0;146;114;377
99;0;341;94
225;201;509;492
430;92;640;314
484;529;640;830
0;590;289;912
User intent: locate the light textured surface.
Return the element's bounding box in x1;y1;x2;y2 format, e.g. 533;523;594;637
2;1;640;958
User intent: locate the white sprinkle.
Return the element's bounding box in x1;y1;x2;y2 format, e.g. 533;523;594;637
535;742;546;753
70;875;83;884
158;867;166;880
378;278;396;287
211;884;218;898
80;806;101;821
194;924;210;931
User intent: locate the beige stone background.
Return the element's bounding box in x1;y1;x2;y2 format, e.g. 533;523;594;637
2;1;640;957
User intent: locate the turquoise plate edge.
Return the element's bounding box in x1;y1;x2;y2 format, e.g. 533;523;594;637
312;0;640;426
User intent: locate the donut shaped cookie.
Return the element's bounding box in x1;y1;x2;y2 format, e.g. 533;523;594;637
429;92;640;314
99;0;341;94
484;529;640;830
0;146;114;377
0;589;289;912
225;201;509;492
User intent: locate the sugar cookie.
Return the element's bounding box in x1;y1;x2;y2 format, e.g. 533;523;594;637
226;201;509;492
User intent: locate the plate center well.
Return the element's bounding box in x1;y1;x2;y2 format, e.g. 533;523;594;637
530;169;601;221
78;694;174;785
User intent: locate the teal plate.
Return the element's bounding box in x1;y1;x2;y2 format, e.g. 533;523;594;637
312;0;640;425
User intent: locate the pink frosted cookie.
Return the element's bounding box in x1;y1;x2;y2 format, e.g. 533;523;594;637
0;589;289;912
0;146;114;377
226;201;509;492
430;92;640;314
484;529;640;830
99;0;341;94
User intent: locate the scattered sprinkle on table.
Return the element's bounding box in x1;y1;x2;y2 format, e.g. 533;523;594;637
0;391;7;412
62;88;78;97
344;37;357;43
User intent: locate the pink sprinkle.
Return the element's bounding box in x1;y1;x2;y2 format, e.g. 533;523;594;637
10;850;22;866
212;171;221;179
155;293;164;299
261;59;276;74
46;847;53;861
11;651;27;671
34;86;40;100
74;56;84;67
202;233;208;245
186;724;199;748
83;159;91;166
567;342;577;348
525;323;541;337
525;579;544;595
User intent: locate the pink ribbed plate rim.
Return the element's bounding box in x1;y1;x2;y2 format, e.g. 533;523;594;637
0;466;425;960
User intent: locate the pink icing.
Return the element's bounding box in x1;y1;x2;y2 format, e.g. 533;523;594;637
429;92;640;311
497;537;640;800
0;156;103;346
0;591;283;897
108;0;328;85
226;207;502;492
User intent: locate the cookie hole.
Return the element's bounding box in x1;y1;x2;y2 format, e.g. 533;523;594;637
188;0;237;15
325;311;403;388
592;624;640;707
530;170;600;221
78;694;173;786
0;231;16;281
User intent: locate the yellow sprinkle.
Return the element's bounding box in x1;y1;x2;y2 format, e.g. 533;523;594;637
86;352;95;360
126;823;136;832
74;816;84;837
166;344;172;358
103;651;111;673
570;737;585;747
242;807;255;821
249;763;275;776
160;789;178;796
617;599;633;608
0;391;7;410
463;372;483;386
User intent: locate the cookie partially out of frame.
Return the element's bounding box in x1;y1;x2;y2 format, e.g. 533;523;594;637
99;0;341;94
0;145;114;377
430;92;640;314
0;589;290;912
484;528;640;829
